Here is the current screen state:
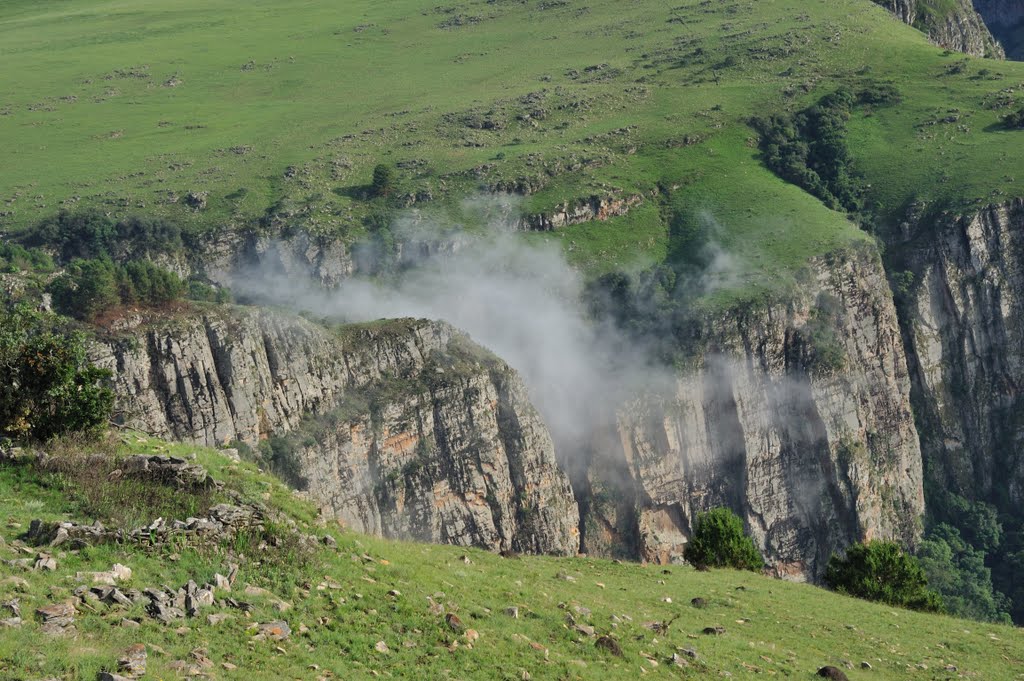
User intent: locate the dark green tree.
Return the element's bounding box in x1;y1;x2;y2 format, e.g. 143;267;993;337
917;524;1011;623
825;540;944;613
685;507;764;571
371;163;397;197
48;258;120;321
0;306;114;441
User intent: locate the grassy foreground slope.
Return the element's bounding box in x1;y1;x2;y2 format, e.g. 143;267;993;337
2;0;1024;294
0;435;1021;680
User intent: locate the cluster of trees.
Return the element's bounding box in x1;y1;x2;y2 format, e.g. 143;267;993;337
48;258;189;321
0;242;53;274
826;540;944;613
753;85;900;214
28;210;187;262
0;306;114;441
685;507;959;619
753;89;864;213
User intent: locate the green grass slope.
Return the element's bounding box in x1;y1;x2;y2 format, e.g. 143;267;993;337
2;0;1024;296
1;435;1021;680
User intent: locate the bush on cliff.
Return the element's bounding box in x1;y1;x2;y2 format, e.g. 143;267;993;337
685;507;764;571
0;306;114;441
826;540;944;613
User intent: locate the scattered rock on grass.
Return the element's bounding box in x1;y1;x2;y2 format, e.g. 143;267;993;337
595;635;623;657
36;601;76;635
256;620;292;641
117;643;147;677
445;613;464;632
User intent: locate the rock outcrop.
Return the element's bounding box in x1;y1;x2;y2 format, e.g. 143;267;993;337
875;0;1005;58
514;194;643;231
894;198;1024;506
582;244;925;578
94;312;579;555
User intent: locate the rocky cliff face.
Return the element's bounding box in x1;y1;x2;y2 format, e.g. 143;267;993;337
91;243;929;578
894;198;1024;506
973;0;1024;58
582;244;925;578
876;0;1005;57
92;311;579;555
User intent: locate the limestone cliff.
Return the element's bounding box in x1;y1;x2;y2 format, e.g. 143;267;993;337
582;244;925;578
973;0;1024;58
90;243;927;578
876;0;1005;57
92;311;579;555
893;198;1024;507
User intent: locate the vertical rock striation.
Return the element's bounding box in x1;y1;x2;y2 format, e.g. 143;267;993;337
895;198;1024;505
93;312;579;555
584;244;924;578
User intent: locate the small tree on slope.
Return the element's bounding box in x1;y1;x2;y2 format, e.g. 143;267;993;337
684;507;764;571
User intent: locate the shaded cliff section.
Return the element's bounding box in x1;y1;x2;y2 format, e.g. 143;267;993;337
92;311;579;556
973;0;1024;59
886;196;1024;620
892;198;1024;507
876;0;1006;58
580;244;925;579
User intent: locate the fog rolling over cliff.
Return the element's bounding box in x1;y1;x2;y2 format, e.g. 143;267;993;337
224;203;923;576
231;205;678;467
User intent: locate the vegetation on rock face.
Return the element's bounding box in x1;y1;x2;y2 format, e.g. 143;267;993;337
0;306;113;441
26;210;187;263
684;508;764;572
826;540;944;613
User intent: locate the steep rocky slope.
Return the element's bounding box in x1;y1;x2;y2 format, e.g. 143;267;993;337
894;198;1024;507
877;0;1005;57
91;311;579;555
580;244;924;578
90;239;927;580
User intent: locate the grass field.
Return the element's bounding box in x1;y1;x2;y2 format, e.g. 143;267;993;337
1;434;1021;680
3;0;1024;295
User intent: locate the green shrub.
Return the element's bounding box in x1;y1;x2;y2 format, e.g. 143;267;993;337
1001;107;1024;130
0;242;53;274
825;540;944;613
371;163;397;197
48;258;120;321
685;507;764;571
0;306;114;441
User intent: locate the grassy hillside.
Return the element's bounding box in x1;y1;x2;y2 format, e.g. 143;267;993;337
0;434;1020;680
2;0;1024;298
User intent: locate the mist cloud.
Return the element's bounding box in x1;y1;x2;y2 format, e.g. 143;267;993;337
230;196;676;462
